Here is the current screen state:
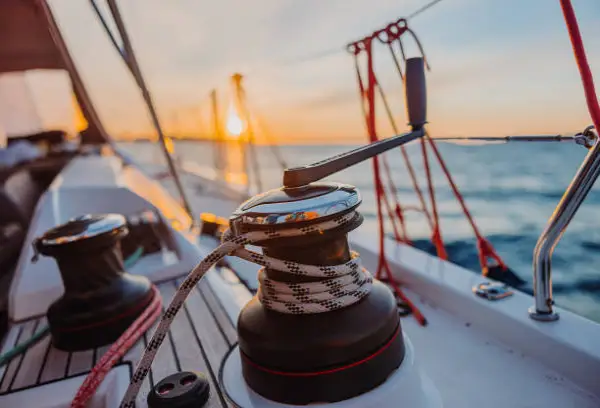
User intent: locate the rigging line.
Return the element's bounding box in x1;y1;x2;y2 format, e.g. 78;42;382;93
241;93;288;169
89;0;124;60
424;132;509;270
274;46;345;66
420;137;449;261
407;0;446;20
264;0;446;68
388;43;405;79
250;113;288;170
353;47;404;243
240;105;263;193
433;134;576;142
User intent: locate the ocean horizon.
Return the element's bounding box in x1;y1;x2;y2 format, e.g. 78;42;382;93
118;139;600;323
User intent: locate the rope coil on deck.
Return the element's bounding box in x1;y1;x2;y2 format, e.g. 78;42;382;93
119;211;374;407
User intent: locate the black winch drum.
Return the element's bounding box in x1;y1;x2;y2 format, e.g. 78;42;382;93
34;214;155;351
229;182;406;404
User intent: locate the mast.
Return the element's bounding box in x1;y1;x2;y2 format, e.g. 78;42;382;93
209;89;225;182
231;73;262;192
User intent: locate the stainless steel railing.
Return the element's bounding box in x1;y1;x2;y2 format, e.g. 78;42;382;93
529;127;599;321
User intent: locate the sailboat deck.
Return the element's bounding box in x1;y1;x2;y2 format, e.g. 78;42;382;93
2;266;600;407
0;278;236;407
2;166;600;407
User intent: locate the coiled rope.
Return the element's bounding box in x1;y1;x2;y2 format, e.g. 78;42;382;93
119;210;374;407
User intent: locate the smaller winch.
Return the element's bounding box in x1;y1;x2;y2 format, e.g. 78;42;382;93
33;213;155;351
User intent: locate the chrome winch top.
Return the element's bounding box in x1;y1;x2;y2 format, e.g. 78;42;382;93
230;182;361;234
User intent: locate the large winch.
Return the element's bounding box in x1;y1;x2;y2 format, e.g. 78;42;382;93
220;182;440;407
230;182;403;404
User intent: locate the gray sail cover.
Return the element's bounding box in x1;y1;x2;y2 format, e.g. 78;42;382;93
0;0;65;73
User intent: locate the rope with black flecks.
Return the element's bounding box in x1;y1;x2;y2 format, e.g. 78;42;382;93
119;211;372;407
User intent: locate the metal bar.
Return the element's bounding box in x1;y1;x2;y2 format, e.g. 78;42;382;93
39;0;112;145
105;0;196;225
283;129;424;188
529;137;600;321
433;135;576;142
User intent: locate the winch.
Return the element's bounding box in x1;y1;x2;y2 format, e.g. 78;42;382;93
230;182;404;404
33;213;155;351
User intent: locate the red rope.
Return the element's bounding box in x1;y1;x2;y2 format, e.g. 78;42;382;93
381;155;410;243
353;19;433;244
351;16;507;282
425;135;506;271
385;277;427;325
383;18;505;273
399;144;434;230
420;138;448;260
560;0;600;133
355;37;426;326
353;51;405;243
70;286;162;408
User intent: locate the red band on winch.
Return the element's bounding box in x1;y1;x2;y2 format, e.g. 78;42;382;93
241;325;401;378
56;289;155;333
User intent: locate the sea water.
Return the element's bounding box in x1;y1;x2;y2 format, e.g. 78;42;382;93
119;140;600;322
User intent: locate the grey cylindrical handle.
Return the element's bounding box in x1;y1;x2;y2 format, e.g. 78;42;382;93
405;57;427;129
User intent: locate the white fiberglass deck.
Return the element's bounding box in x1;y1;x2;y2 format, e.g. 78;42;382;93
401;295;599;407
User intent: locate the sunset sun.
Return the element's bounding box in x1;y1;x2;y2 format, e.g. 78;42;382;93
226;104;244;138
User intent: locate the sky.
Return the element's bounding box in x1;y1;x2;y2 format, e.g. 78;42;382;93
5;0;600;144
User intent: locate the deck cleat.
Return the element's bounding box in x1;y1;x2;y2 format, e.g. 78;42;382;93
33;213;155;351
148;371;211;408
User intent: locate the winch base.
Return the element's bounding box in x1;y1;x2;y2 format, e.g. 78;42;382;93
221;336;442;408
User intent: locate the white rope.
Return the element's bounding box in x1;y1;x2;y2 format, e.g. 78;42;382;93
119;211;371;407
